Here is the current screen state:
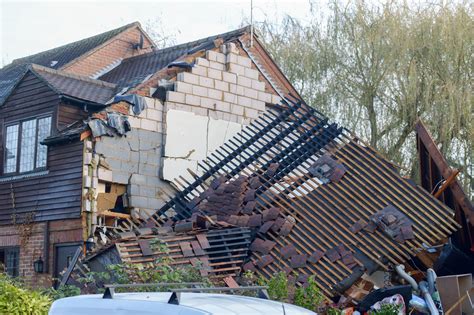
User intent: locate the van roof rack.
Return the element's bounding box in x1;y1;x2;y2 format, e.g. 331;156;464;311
102;282;205;299
102;283;269;305
167;286;270;305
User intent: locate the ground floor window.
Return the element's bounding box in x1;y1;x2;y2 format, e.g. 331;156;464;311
0;247;19;277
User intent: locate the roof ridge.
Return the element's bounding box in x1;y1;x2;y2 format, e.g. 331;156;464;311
30;64;116;88
120;25;251;63
11;22;140;65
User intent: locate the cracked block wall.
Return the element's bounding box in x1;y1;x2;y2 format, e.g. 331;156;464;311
83;97;167;221
83;43;283;226
162;109;243;183
166;43;281;124
162;42;281;183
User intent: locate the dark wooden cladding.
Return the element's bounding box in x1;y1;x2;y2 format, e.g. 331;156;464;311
415;120;474;251
57;103;89;129
0;71;85;224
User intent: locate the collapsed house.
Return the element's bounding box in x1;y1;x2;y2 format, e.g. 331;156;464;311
0;21;472;311
0;23;296;285
66;98;468;306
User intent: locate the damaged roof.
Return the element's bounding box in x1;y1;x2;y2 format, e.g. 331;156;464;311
42;120;88;146
99;26;250;89
415;119;474;251
115;226;252;278
115;98;458;298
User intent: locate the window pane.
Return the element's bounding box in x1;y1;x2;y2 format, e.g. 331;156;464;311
19;119;37;173
4;124;19;173
5;248;19;277
36;117;51;168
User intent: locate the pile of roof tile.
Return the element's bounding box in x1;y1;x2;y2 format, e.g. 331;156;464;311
80;97;458;301
99;222;253;278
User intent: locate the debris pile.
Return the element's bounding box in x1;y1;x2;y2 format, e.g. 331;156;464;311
64;97;472;314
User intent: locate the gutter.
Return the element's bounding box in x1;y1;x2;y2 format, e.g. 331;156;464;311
59;95;107;109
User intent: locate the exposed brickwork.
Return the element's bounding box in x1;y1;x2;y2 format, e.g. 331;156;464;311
0;219;82;288
62;26;153;78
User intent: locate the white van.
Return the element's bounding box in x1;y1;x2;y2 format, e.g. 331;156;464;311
49;291;317;315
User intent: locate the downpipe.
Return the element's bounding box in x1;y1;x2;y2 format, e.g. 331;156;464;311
419;281;439;315
395;265;418;291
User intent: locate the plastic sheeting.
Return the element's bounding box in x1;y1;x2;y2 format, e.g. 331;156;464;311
107;113;131;135
88;119;115;138
88;114;130;138
113;94;147;115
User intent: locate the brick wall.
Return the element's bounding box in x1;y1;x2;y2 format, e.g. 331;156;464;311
0;218;82;288
62;26;153;78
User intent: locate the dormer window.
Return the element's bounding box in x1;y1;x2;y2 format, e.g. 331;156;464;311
3;116;52;174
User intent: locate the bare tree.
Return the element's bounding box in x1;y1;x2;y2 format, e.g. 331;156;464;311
143;17;178;49
259;0;473;196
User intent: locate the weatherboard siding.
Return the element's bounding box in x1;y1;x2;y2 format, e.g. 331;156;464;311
0;72;84;224
57;103;89;129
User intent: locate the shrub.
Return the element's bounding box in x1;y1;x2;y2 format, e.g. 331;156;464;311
45;284;81;300
74;243;210;294
0;273;51;314
259;272;289;301
293;276;324;310
257;272;324;311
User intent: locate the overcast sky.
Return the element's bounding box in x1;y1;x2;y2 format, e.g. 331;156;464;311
0;0;314;65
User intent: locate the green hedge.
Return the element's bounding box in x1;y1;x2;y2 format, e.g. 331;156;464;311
0;274;51;315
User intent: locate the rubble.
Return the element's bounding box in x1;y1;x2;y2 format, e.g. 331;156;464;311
63;98;472;314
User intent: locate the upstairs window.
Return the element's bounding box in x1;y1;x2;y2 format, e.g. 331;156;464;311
3;116;52;174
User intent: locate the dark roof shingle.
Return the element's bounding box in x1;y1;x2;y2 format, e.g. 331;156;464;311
100;26;250;89
12;22;139;69
31;65;116;104
0;22;138;105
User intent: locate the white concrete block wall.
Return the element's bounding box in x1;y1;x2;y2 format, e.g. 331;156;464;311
162;109;243;182
86;97;169;221
169;42;279;125
164;109;208;160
